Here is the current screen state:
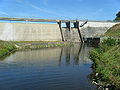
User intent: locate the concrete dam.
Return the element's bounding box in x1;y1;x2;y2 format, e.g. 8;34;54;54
0;23;62;41
0;17;119;42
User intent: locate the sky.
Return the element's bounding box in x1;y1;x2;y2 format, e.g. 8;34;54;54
0;0;120;21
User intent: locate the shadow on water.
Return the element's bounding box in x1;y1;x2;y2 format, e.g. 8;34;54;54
0;43;97;90
84;37;100;47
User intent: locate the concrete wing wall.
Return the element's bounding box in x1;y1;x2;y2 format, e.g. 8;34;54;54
79;21;119;27
80;21;119;38
0;23;62;41
81;27;109;38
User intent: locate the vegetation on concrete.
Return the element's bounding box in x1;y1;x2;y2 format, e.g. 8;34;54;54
0;40;16;57
105;24;120;38
89;23;120;89
0;41;73;58
15;41;73;50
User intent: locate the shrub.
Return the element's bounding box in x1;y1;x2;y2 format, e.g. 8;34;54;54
90;42;120;89
102;37;119;46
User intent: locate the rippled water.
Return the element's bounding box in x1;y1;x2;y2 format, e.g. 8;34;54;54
0;44;96;90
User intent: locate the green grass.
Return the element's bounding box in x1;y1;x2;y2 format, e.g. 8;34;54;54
14;41;62;43
0;41;16;57
15;41;73;49
89;38;120;89
0;41;73;57
105;24;120;38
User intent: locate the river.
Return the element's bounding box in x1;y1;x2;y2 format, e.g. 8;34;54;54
0;43;96;90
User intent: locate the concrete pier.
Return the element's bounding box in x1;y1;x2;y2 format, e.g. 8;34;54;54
58;21;65;41
66;21;71;31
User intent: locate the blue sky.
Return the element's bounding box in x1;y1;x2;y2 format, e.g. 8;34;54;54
0;0;120;20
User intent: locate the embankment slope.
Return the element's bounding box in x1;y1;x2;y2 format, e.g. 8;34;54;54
105;23;120;38
90;24;120;89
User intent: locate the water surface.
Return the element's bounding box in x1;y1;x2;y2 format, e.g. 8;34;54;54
0;44;96;90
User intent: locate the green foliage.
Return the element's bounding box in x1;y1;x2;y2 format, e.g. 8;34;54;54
0;41;16;57
115;11;120;21
17;42;73;49
89;38;120;89
0;49;8;57
90;49;100;61
102;37;119;46
116;11;120;17
115;17;120;21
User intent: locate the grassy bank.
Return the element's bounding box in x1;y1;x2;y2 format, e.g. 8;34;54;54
0;41;16;57
105;23;120;38
90;38;120;89
15;41;73;50
89;24;120;89
0;41;73;58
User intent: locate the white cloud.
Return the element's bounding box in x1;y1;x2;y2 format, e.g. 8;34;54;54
0;11;9;16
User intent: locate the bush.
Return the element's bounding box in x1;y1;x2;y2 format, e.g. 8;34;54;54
90;38;120;89
102;37;119;46
90;49;100;61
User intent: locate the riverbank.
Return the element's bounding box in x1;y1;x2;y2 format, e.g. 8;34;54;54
0;41;16;57
15;41;73;50
89;24;120;89
0;41;73;58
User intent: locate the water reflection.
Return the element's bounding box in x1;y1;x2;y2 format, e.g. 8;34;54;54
59;43;93;66
1;44;93;67
0;44;96;90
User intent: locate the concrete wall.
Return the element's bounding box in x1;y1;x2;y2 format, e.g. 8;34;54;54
81;27;109;38
79;21;118;27
0;23;62;41
62;28;81;42
80;21;119;38
0;21;119;42
61;21;119;42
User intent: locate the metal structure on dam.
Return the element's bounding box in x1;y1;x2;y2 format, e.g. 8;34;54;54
0;17;119;42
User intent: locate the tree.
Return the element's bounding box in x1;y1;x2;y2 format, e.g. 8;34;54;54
116;11;120;17
115;11;120;21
